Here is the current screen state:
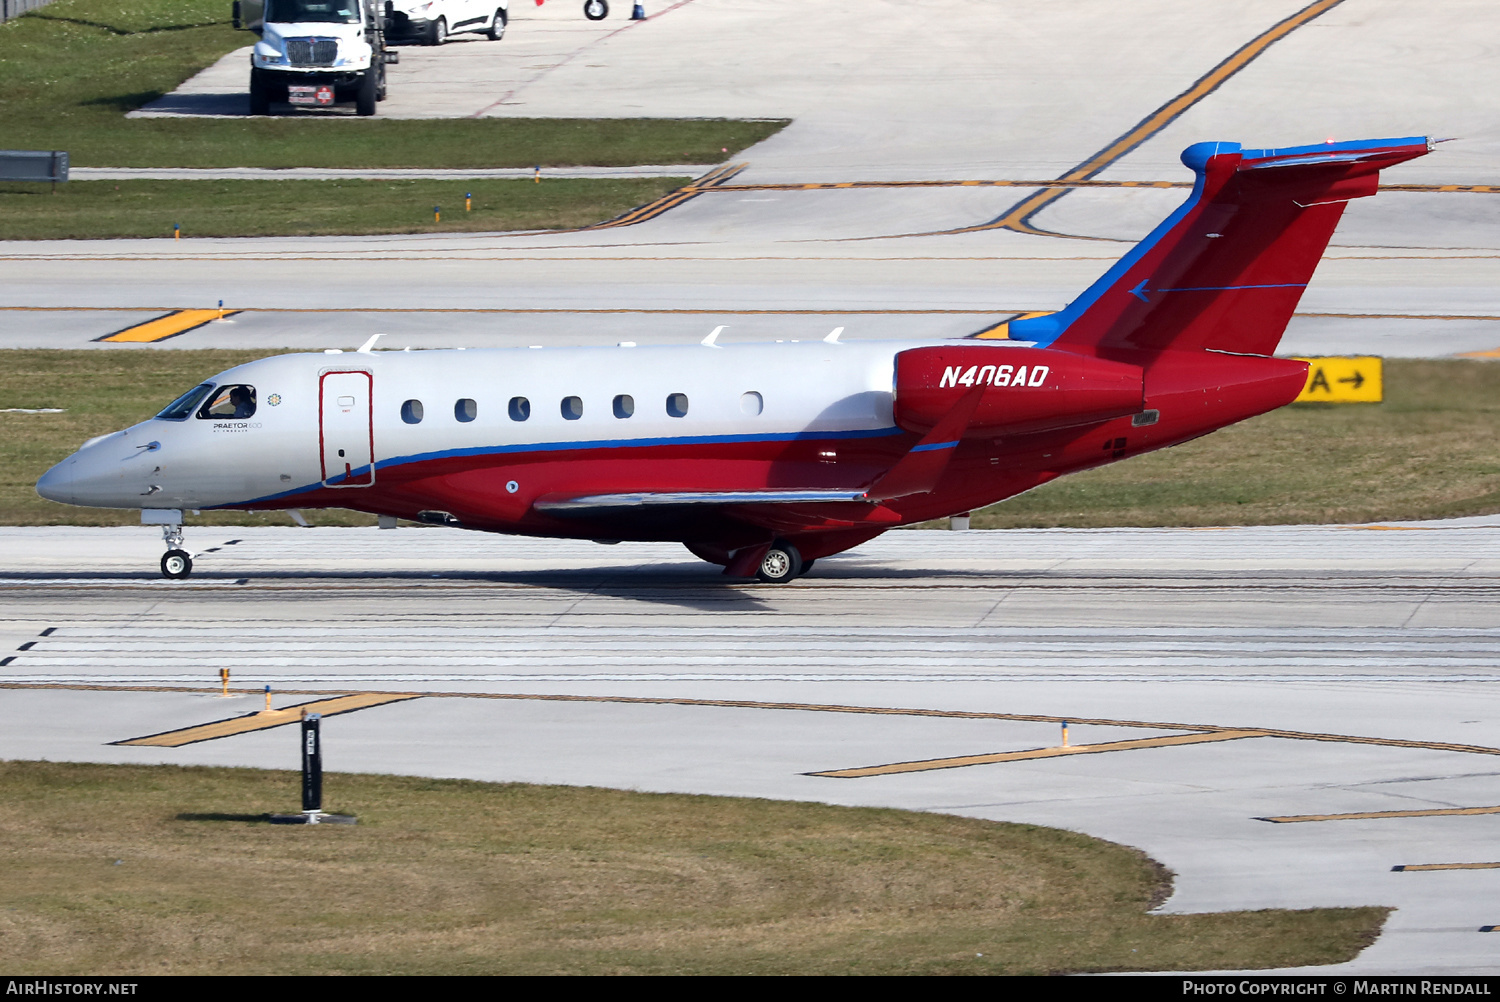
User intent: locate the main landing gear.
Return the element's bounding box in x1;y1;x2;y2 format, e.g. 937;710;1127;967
159;522;193;579
686;538;817;583
755;540;803;584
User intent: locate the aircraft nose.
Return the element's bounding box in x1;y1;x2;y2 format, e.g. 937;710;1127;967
36;454;79;504
36;431;157;508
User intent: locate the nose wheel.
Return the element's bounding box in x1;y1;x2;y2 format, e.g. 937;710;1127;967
161;549;193;579
159;523;193;579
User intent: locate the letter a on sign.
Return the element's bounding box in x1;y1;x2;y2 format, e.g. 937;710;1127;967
1294;357;1383;403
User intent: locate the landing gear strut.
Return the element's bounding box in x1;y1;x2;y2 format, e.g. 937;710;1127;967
159;523;192;579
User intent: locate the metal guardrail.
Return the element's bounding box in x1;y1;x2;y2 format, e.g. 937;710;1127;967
0;0;55;24
0;150;69;183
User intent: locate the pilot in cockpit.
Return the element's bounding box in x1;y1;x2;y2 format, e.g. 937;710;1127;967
229;386;255;419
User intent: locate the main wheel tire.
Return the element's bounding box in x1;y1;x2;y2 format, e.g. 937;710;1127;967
248;69;271;115
429;16;447;44
487;8;506;39
583;0;607;19
355;67;377;116
755;541;802;584
161;549;193;579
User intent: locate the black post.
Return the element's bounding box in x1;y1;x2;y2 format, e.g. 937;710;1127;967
301;712;322;815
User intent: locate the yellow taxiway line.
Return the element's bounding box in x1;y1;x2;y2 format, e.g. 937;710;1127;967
1392;862;1500;872
575;163;747;231
111;692;418;747
1259;805;1500;824
95;308;239;343
898;0;1351;239
0;680;1480;761
706;180;1500;195
808;730;1265;778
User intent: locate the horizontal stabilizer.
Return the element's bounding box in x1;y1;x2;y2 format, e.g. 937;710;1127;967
1011;137;1432;357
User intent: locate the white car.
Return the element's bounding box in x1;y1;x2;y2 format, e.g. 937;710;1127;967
385;0;507;44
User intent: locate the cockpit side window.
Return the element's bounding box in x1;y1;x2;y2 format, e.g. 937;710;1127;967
156;383;215;421
197;384;257;419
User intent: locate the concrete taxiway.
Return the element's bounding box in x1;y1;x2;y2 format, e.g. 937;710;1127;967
4;521;1500;973
8;0;1498;355
9;0;1500;975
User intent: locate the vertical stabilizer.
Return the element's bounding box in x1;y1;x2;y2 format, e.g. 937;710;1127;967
1009;137;1432;357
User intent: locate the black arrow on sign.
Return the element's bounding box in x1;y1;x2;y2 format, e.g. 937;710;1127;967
1338;371;1365;389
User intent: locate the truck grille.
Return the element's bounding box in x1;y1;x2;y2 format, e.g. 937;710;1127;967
287;38;338;66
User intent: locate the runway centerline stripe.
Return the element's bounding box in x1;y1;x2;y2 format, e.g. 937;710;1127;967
111;692;418;747
883;0;1350;239
1259;805;1500;824
809;730;1264;778
95;309;239;343
1392;862;1500;872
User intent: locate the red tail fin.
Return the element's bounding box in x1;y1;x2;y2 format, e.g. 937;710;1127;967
1009;137;1432;357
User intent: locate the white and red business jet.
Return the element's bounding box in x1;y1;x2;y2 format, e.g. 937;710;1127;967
38;136;1431;581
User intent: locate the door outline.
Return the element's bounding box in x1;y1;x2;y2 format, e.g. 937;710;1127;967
319;369;375;487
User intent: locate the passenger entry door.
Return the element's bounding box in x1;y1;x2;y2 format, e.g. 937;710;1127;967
319;370;375;487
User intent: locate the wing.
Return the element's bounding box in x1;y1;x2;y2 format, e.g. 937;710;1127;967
533;489;869;515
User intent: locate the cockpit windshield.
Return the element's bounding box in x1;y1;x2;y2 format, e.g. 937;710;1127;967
197;384;257;419
266;0;361;23
155;383;214;421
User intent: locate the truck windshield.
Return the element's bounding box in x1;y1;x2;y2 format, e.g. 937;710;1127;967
266;0;360;23
156;383;214;421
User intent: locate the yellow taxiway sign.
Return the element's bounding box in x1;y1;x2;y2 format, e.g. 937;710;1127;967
1293;356;1383;403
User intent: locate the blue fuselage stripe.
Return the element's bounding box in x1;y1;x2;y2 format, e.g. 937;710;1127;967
377;425;902;471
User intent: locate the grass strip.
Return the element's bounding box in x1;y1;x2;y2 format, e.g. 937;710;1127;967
0;0;786;167
4;353;1500;528
967;358;1500;529
0;177;688;239
0;760;1386;975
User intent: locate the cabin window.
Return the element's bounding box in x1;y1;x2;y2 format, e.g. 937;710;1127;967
508;396;530;421
197;384;256;419
156;383;214;421
740;391;763;416
561;396;583;420
455;398;477;423
666;393;689;418
400;399;424;424
613;394;634;419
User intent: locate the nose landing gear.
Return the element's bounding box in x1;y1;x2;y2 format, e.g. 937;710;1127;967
156;519;193;579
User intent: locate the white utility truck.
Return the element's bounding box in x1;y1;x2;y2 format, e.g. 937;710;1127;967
232;0;397;116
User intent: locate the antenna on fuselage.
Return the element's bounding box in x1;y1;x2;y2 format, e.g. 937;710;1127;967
701;326;725;347
823;327;844;344
356;332;385;353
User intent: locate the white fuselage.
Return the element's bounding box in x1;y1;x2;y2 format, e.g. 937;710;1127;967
37;340;934;511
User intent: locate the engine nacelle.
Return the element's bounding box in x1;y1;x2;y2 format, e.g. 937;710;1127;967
893;346;1144;436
